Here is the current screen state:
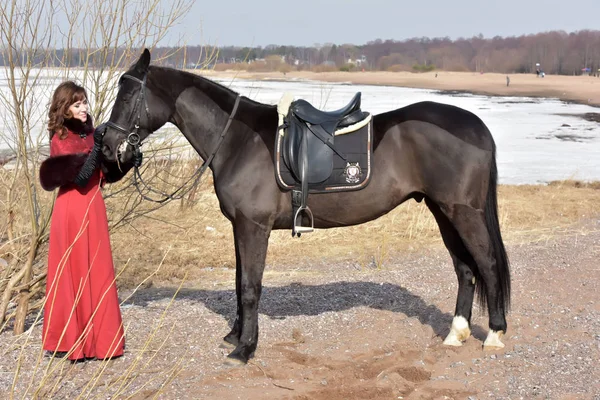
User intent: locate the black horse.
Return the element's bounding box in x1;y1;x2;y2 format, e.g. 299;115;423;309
102;49;510;364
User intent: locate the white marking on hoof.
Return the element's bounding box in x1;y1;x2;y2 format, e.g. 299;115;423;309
483;330;505;348
443;316;471;346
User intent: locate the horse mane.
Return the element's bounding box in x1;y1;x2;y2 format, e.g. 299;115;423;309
147;65;272;112
146;65;278;152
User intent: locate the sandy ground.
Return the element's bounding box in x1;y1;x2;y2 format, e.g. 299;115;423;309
200;70;600;107
1;220;599;399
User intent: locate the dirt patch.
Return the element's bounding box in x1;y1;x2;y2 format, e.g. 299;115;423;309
540;133;596;143
582;113;600;123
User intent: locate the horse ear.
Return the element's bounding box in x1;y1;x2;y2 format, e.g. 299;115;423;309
135;49;151;73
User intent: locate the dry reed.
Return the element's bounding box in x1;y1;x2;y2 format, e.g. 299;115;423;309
101;156;600;285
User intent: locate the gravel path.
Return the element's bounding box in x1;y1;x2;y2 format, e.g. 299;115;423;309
1;221;599;399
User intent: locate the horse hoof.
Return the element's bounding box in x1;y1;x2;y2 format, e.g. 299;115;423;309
483;330;505;348
220;341;236;349
224;357;246;367
443;335;464;347
225;354;248;366
443;316;471;346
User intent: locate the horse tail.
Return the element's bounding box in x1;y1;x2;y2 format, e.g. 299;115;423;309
476;148;511;311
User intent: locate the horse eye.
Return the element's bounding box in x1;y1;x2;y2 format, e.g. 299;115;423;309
123;90;134;99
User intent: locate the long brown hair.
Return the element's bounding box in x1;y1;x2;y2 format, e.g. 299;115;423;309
47;81;92;140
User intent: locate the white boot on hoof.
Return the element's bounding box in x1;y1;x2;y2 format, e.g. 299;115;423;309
443;316;471;347
483;330;505;348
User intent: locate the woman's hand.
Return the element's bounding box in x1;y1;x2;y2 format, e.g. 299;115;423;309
94;123;107;146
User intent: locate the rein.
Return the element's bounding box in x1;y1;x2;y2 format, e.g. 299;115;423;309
107;72;242;203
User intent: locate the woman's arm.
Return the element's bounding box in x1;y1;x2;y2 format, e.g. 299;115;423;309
39;127;103;191
72;124;105;187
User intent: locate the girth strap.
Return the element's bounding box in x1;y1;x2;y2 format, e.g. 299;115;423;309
305;123;347;161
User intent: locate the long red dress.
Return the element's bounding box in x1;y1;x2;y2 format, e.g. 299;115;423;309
42;130;125;361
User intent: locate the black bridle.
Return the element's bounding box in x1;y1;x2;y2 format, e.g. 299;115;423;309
105;74;149;150
106;72;242;203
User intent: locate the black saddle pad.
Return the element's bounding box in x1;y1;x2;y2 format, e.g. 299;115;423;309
275;118;373;193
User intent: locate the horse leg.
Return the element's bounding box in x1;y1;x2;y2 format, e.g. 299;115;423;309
226;216;270;364
222;226;242;348
441;203;507;348
426;198;476;346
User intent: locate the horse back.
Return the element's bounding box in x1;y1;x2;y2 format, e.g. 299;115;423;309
373;101;495;153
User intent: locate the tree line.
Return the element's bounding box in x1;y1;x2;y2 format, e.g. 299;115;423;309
166;30;600;75
1;30;598;75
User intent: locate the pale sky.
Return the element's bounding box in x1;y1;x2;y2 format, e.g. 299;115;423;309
164;0;600;47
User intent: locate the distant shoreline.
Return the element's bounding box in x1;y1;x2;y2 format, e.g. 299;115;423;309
198;70;600;108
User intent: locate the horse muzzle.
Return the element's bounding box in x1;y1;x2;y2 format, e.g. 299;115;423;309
118;132;146;164
117;140;129;162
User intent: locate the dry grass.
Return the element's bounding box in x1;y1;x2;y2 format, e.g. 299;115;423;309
102;169;600;286
1;257;186;399
2;144;599;290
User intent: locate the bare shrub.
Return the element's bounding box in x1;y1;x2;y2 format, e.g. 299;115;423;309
0;0;195;334
311;64;338;73
387;64;411;72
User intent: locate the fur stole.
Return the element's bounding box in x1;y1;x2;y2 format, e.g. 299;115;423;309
39;153;88;191
39;154;135;190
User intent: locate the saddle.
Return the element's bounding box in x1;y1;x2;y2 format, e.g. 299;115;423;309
275;92;373;237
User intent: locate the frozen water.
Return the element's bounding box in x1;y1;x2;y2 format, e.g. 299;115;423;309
1;70;598;185
217;78;600;185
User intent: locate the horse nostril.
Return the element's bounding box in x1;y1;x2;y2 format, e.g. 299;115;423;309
102;144;114;160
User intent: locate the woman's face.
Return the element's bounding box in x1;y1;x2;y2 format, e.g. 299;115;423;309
68;98;89;122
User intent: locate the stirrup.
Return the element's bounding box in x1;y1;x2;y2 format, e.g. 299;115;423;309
293;206;314;237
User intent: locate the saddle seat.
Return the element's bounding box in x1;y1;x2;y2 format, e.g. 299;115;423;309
277;92;372;237
291;92;363;129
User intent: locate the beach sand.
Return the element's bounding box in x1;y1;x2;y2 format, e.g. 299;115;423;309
200;70;600;107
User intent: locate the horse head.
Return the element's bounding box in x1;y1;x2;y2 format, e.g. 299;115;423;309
102;49;169;165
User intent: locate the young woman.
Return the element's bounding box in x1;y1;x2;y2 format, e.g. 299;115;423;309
39;81;125;361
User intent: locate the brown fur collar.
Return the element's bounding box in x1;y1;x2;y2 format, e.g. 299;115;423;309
64;116;94;136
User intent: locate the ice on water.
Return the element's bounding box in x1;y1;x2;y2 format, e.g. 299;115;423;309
219;78;600;185
1;70;598;185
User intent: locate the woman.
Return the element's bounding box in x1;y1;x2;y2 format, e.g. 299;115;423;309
39;81;124;361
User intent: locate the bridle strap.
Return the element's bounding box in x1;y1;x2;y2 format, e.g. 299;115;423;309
105;74;149;141
123;75;144;85
131;94;243;203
